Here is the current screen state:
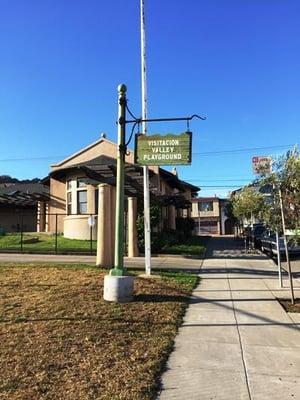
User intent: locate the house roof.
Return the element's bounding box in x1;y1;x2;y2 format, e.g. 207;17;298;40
48;138;200;198
159;168;200;195
50;137;111;168
191;196;220;202
49;155;157;197
0;183;49;207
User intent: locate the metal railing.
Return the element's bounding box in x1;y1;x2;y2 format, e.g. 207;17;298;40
0;212;112;255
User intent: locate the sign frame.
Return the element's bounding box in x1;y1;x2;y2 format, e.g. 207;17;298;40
252;156;272;175
134;131;192;166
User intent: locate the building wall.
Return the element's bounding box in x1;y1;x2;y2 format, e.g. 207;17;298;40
0;207;37;232
48;177;66;232
64;215;98;240
191;198;220;218
191;198;221;235
48;138;196;238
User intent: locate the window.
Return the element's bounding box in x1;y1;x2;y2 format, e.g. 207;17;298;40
66;177;89;215
77;178;87;188
199;201;213;212
77;190;87;214
67;191;72;215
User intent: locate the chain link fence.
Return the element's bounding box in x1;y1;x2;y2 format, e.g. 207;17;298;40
0;213;101;255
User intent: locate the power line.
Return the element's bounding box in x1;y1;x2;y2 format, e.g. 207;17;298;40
0;155;67;162
192;144;294;156
0;143;295;163
185;178;252;182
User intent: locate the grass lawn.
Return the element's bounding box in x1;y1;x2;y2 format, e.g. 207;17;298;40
0;263;197;400
160;236;208;257
0;233;96;254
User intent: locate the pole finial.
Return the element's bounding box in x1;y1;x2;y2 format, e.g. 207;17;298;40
118;84;127;94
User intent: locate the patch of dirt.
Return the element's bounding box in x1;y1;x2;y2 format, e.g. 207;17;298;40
0;264;195;400
277;298;300;313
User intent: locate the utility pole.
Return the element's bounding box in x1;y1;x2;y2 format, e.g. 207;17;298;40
113;83;127;276
103;84;134;303
140;0;151;275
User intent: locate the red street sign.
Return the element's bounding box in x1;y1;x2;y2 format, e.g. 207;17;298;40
252;156;272;175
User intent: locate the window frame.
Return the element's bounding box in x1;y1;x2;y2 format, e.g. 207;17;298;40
199;201;214;212
77;189;87;214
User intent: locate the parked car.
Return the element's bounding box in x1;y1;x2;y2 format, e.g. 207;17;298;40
261;234;300;256
250;223;266;248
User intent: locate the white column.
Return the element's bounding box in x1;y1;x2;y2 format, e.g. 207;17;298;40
96;184;113;267
128;197;139;257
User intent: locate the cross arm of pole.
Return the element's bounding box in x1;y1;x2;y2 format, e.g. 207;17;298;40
125;113;206;124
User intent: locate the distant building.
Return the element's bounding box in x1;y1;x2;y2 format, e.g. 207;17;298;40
191;196;234;235
0;183;49;233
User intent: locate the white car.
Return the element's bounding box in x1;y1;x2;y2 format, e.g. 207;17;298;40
261;235;300;256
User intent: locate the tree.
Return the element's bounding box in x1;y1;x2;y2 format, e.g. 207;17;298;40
260;147;300;232
257;147;300;305
231;186;266;226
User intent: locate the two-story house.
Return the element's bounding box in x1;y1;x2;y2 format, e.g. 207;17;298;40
191;196;234;235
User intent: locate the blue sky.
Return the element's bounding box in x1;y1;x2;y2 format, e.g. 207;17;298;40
0;0;299;197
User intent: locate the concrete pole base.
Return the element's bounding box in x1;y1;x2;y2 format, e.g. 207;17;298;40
103;275;134;303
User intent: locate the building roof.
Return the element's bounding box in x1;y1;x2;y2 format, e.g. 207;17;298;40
0;183;49;207
159;168;200;195
48;138;200;200
49;155;157;197
50;137;112;168
191;196;220;202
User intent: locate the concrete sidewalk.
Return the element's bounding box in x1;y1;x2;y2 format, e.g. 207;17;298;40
159;237;300;400
0;252;202;272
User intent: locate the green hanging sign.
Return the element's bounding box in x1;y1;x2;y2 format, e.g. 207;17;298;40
134;132;192;166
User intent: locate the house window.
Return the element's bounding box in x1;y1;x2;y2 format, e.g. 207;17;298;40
67;192;72;215
77;190;87;214
199;201;213;212
66;177;88;215
77;178;87;188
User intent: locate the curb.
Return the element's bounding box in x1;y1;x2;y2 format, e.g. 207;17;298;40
258;248;300;283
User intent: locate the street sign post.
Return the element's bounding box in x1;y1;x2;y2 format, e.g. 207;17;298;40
252;156;272;175
135;132;192;166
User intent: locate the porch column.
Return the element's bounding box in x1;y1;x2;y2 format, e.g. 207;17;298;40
45;203;49;232
187;207;191;218
177;208;183;218
127;197;139;257
110;186;116;261
217;221;221;235
168;205;176;230
87;185;96;214
37;201;46;232
96;184;113;267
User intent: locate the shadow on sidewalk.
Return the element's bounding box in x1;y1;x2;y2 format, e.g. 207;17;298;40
205;236;264;260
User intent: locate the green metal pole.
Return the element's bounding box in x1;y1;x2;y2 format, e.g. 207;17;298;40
111;84;127;276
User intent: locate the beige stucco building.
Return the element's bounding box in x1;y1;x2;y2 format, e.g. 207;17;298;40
42;137;199;265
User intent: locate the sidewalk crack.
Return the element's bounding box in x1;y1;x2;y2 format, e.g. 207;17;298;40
226;259;252;400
